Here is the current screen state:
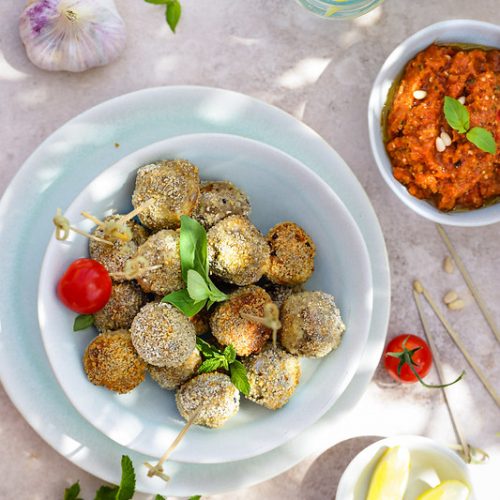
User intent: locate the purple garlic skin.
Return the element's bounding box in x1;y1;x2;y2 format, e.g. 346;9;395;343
19;0;127;72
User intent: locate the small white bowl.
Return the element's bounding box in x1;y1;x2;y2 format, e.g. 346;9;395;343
336;435;474;500
368;20;500;227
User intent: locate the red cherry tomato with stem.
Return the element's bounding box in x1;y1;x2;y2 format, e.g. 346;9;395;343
57;258;112;314
383;334;463;388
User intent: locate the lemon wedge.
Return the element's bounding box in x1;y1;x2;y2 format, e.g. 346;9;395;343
366;445;411;500
417;480;470;500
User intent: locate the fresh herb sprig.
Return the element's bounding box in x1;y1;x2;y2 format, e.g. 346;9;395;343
163;216;228;316
196;338;251;396
443;96;497;154
63;455;201;499
144;0;182;33
73;314;94;332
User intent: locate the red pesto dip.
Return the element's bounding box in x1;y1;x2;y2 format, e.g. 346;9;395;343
385;44;500;211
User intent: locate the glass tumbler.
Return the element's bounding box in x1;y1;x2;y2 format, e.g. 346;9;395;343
296;0;384;19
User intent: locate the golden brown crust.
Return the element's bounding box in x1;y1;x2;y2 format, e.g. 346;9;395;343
83;330;146;394
266;222;315;286
210;285;273;356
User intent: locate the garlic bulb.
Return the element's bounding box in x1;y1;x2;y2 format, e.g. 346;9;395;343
19;0;126;72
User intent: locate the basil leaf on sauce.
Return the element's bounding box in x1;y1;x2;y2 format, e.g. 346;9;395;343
444;96;470;134
466;127;497;155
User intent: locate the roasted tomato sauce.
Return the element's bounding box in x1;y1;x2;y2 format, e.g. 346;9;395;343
386;44;500;211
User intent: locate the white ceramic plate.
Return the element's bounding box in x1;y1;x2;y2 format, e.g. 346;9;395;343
368;20;500;227
38;133;373;464
0;86;390;495
336;435;474;500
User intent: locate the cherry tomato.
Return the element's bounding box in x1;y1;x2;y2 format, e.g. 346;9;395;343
57;258;112;314
383;334;432;384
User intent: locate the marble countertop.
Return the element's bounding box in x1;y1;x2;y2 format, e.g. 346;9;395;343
1;0;499;498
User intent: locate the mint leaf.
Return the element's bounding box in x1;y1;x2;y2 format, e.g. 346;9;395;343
162;288;206;317
64;482;82;500
444;96;470;134
230;360;251;396
189;496;202;500
73;314;94;332
155;496;167;500
166;0;182;33
198;357;224;373
187;269;211;302
196;337;218;358
116;455;135;500
223;345;237;364
94;486;118;500
466;127;497;154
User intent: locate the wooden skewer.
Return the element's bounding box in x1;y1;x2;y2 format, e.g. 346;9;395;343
145;405;203;481
436;224;500;343
81;211;104;227
413;285;471;463
415;280;500;407
118;199;154;225
70;226;113;246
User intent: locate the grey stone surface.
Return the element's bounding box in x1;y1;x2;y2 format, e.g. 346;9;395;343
0;0;499;498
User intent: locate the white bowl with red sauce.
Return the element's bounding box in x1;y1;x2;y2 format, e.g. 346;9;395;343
368;20;500;227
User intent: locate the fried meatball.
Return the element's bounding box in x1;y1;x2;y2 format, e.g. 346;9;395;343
133;229;183;295
189;309;210;336
176;372;239;428
266;222;315;286
193;181;251;229
259;281;304;309
148;348;202;390
280;291;345;357
207;215;270;285
243;343;301;410
210;285;273;356
132;159;200;230
83;330;146;394
130;302;196;367
89;215;149;280
94;281;147;332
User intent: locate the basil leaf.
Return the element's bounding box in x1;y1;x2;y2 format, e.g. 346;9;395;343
162;288;206;317
230;360;251;396
166;0;182;33
444;96;470;134
64;482;82;500
180;216;208;280
155;496;167;500
207;278;229;302
198;357;224;373
223;345;237;364
187;269;211;302
466;127;497;154
73;314;94;332
196;337;218;358
189;496;202;500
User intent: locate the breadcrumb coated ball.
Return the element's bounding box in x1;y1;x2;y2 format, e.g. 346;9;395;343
132;159;200;230
189;309;210;336
89;215;148;280
130;302;196;367
193;181;251;229
280;291;345;358
83;330;146;394
134;229;183;295
176;372;239;428
148;348;202;390
94;281;146;332
266;222;315;286
243;343;301;410
210;285;273;356
207;215;270;286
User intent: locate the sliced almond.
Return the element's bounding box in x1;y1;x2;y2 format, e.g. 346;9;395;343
440;131;452;147
436;136;446;153
413;90;427;100
458;96;466;104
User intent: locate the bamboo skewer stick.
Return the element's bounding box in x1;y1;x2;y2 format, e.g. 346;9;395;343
413;285;471;462
144;405;203;482
415;280;500;407
436;224;500;343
